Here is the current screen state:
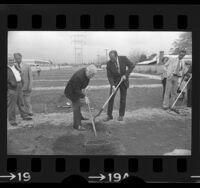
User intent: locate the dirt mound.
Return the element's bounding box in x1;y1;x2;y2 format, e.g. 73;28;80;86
7;107;191;155
52;134;86;155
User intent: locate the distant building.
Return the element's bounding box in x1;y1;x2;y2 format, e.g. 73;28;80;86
137;52;192;66
137;55;158;65
22;59;51;66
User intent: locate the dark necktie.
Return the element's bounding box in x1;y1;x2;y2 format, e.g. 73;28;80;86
175;60;181;75
115;61;120;73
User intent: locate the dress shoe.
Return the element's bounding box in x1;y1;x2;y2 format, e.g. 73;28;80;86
117;116;124;121
81;116;89;121
28;113;34;116
103;116;113;122
162;106;169;110
23;117;33;120
74;125;87;131
170;107;180;114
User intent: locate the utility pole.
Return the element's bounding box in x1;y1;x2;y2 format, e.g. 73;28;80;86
97;55;100;65
104;49;109;61
71;33;86;64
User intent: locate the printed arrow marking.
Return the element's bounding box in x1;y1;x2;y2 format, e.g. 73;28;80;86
88;174;106;181
0;173;16;181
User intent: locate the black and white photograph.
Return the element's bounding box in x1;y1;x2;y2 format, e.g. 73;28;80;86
7;31;192;155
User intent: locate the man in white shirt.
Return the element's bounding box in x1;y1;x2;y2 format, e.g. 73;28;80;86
7;54;32;126
162;49;186;111
161;57;169;100
14;53;33;116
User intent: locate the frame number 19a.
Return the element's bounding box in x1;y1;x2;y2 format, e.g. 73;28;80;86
108;173;129;182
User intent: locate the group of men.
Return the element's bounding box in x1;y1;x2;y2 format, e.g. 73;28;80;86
64;50;135;130
65;49;192;131
7;49;192;129
7;53;33;126
161;49;192;112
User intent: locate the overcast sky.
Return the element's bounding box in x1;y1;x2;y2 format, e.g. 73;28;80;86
8;31;184;64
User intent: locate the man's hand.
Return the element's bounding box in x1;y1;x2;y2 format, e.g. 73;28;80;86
112;85;117;92
121;75;127;81
85;96;90;104
82;89;87;95
27;88;32;93
80;98;85;104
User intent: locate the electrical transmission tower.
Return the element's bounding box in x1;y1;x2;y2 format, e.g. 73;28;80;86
71;33;86;64
104;48;109;61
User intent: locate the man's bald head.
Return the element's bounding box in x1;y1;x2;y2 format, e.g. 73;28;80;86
86;64;97;79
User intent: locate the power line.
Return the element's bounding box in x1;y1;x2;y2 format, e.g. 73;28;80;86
104;48;109;61
71;34;86;64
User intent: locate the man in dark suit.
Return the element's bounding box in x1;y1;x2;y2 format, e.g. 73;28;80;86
104;50;135;122
64;65;97;130
7;54;32;126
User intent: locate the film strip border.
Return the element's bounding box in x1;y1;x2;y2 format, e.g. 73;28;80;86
0;4;200;183
1;4;199;30
6;14;188;29
0;156;195;182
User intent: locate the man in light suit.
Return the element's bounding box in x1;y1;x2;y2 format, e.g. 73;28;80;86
8;54;32;126
162;49;186;111
14;53;33;116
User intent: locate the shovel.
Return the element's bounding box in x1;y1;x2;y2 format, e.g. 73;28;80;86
85;90;97;137
93;78;124;121
87;97;97;137
84;90;111;154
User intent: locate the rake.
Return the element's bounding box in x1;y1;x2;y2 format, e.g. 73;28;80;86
85;89;97;137
171;75;192;109
84;90;111;154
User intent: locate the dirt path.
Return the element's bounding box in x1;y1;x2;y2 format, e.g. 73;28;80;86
7;107;191;155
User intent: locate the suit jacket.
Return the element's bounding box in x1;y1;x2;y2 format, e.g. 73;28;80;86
106;56;135;88
20;62;33;92
164;57;184;78
64;68;90;102
7;66;23;90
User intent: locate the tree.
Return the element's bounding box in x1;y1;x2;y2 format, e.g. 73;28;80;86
170;32;192;55
139;54;147;62
129;50;148;64
147;53;157;60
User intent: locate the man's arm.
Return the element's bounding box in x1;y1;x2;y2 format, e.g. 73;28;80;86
125;57;135;78
7;69;11;88
7;69;17;89
107;64;115;86
28;65;33;91
72;77;85;98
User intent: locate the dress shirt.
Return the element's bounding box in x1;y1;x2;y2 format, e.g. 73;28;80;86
8;65;21;82
164;57;184;78
116;57;120;73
